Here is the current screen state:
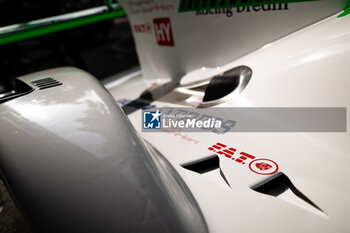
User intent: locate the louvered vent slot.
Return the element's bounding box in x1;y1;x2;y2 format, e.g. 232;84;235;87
31;77;62;90
182;156;219;174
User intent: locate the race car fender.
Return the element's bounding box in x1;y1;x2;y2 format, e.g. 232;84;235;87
0;67;207;233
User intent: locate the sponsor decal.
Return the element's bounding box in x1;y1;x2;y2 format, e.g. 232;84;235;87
162;129;200;144
208;142;279;175
128;0;175;15
178;0;318;13
153;17;175;46
131;18;174;46
195;4;289;17
338;6;350;18
133;22;152;34
143;110;162;129
249;159;279;175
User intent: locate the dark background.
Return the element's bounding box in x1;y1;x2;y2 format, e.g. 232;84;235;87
0;1;139;232
0;0;103;27
0;0;139;82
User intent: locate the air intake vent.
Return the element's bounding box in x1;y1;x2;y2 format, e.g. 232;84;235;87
31;77;62;90
182;156;219;174
181;155;231;188
251;172;326;216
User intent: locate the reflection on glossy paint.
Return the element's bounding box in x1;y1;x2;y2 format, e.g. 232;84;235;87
9;84;117;158
262;43;272;49
301;43;350;63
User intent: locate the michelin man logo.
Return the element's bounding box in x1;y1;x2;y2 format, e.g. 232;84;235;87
143;110;161;129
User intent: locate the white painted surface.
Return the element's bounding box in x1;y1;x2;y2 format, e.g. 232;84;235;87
105;11;350;232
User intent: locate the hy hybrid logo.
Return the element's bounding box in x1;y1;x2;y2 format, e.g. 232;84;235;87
153;17;174;46
143;110;162;129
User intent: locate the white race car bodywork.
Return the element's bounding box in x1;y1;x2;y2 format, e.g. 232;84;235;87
105;1;350;232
